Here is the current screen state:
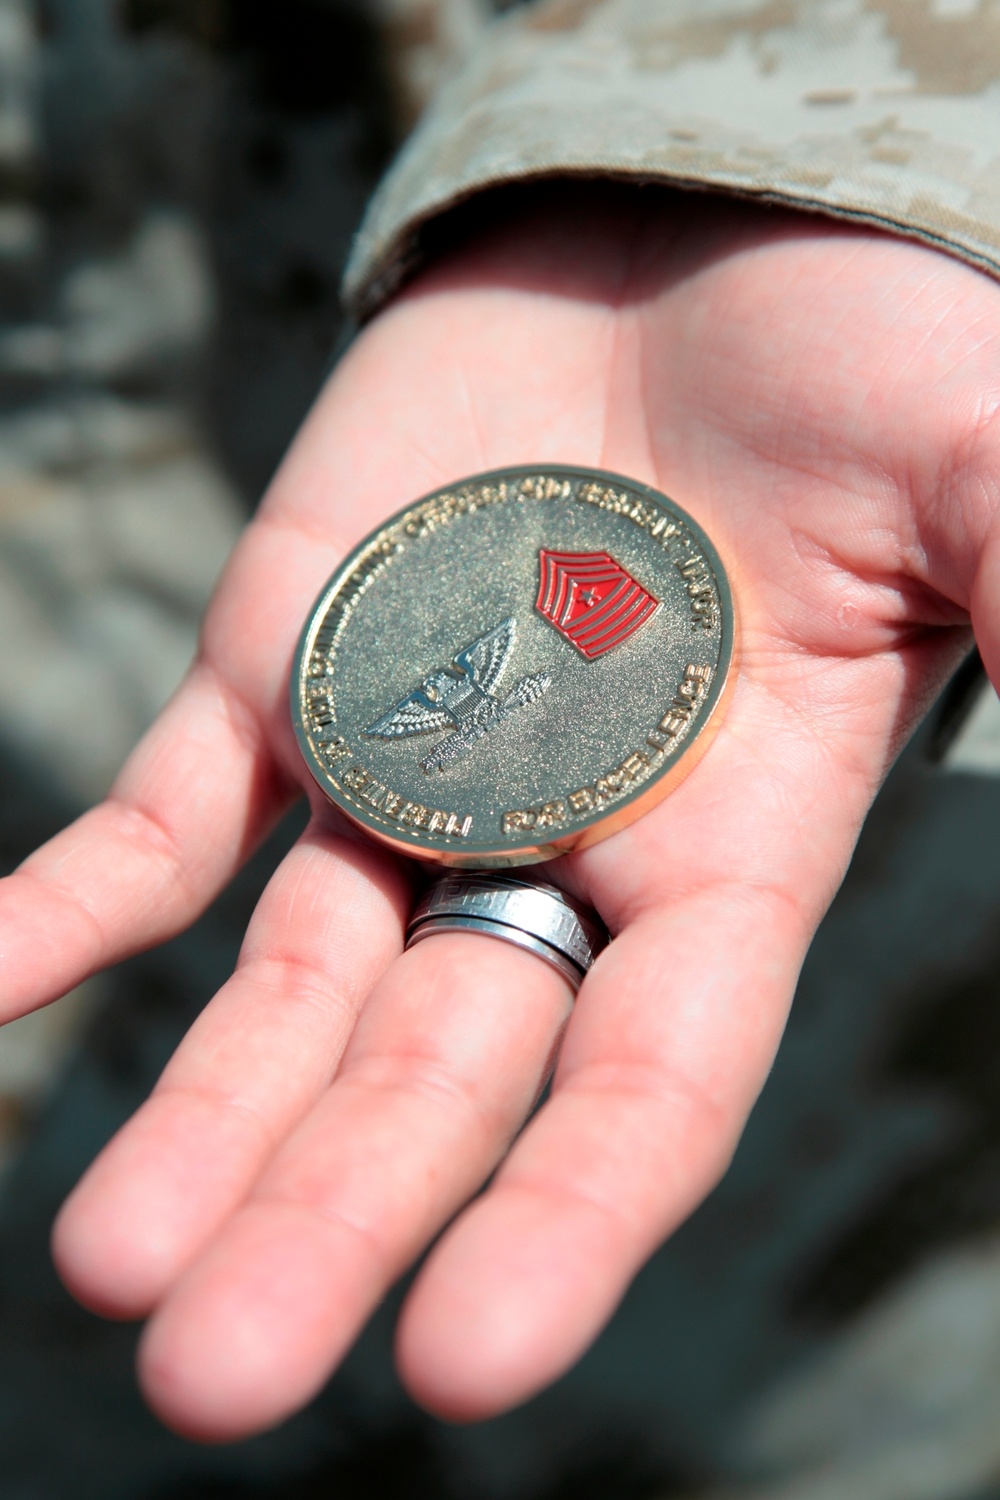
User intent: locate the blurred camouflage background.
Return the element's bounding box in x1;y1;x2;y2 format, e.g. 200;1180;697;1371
4;2;1000;1497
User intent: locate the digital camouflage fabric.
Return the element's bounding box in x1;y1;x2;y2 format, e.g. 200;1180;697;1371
344;0;1000;317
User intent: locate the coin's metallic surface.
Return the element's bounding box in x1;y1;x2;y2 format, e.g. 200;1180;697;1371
292;465;736;866
406;873;609;992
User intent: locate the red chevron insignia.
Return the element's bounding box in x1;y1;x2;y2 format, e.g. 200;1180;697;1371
535;549;660;659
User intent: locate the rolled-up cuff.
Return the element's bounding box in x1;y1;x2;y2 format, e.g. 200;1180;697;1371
344;0;1000;319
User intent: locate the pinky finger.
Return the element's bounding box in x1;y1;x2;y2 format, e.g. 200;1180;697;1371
0;660;293;1023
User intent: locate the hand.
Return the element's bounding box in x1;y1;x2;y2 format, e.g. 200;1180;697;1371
7;184;996;1440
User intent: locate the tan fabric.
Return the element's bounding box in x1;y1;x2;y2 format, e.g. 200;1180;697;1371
344;0;1000;318
373;0;492;129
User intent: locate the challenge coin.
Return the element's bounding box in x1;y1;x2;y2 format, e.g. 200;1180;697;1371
291;466;736;866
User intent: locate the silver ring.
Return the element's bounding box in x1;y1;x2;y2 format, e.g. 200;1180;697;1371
406;872;609;992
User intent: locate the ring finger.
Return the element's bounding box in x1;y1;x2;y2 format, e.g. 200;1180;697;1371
53;817;410;1318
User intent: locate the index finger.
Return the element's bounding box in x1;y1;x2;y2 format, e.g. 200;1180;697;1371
395;885;805;1420
392;666;879;1419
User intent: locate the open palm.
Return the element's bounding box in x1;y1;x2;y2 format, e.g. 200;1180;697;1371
7;185;998;1439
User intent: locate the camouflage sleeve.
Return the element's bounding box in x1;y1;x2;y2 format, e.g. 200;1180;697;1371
343;0;1000;319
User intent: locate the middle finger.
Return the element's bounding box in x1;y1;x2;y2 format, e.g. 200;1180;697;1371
138;929;572;1440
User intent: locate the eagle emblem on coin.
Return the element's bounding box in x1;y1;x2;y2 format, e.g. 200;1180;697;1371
364;617;551;773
